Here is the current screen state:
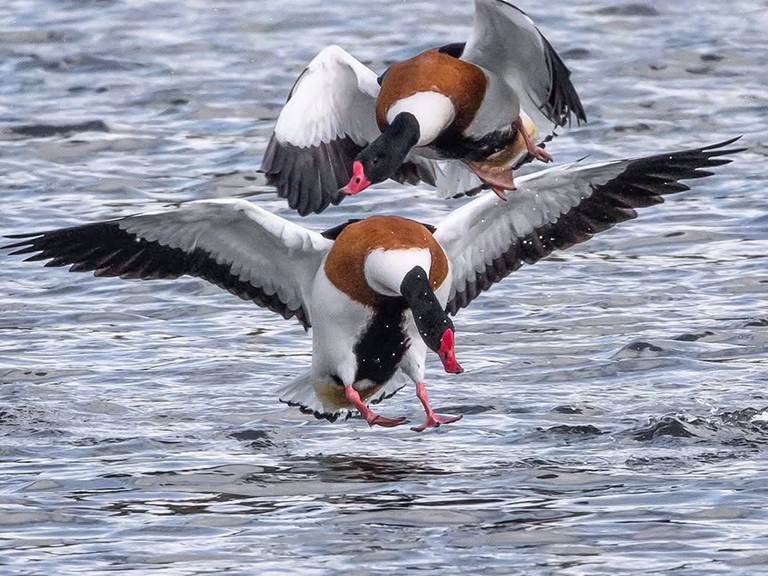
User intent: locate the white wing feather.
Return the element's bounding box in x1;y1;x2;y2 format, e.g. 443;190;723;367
7;199;333;327
435;140;740;312
273;45;380;148
119;199;332;318
436;161;619;300
463;0;586;130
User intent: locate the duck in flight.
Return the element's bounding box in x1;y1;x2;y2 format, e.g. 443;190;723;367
261;0;587;215
5;141;740;430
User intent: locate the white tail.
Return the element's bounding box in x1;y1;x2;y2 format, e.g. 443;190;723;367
278;370;346;422
278;369;410;423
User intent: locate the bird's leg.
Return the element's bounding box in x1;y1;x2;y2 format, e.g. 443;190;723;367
410;382;463;433
515;117;552;163
344;385;407;428
465;160;516;201
464;117;551;200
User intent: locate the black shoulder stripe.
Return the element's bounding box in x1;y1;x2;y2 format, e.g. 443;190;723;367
320;219;364;240
437;42;466;59
320;219;436;240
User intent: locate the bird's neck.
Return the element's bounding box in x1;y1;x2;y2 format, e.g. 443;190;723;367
361;113;420;185
399;265;453;353
382;112;421;157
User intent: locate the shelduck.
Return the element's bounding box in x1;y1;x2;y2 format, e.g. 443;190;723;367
5;141;740;429
262;0;587;215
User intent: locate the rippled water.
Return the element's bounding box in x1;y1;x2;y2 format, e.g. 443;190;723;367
1;1;767;574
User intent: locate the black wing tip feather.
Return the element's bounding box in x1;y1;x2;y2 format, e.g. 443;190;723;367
542;37;588;127
670;136;745;159
261;134;360;216
4;220;311;329
627;137;745;176
261;134;438;216
447;138;744;315
699;136;746;155
4;231;45;241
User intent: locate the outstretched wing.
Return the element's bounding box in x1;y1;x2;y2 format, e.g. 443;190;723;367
434;139;744;314
4;199;333;329
462;0;587;130
262;45;437;215
261;45;381;216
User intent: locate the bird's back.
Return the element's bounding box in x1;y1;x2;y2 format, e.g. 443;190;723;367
323;216;449;307
376;50;488;135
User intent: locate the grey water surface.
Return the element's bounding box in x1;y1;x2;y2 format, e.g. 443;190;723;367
1;1;767;574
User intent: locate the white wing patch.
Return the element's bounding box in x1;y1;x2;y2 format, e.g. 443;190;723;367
119;200;332;317
462;0;587;130
435;160;625;308
263;46;418;215
273;45;380;149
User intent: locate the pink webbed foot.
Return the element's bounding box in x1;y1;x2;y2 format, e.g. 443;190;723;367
529;144;553;164
367;414;408;428
410;382;463;433
344;385;408;429
465;160;516;202
411;412;463;433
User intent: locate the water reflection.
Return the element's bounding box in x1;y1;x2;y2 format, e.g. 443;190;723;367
1;0;767;573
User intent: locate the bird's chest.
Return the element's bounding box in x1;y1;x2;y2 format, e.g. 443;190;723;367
353;297;410;385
